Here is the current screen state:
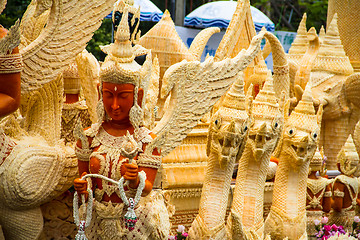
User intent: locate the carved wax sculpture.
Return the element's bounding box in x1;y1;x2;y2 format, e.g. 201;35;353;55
221;26;289;240
106;0;161;129
214;0;267;99
306;148;333;238
73;9;170;239
288;13;360;170
0;16;22;240
73;4;267;238
188;72;251;240
227;71;282;240
328;134;360;232
138;9;220;117
264;83;323;240
61;62;92;144
327;0;360;72
75;49;101;124
0;0;118;239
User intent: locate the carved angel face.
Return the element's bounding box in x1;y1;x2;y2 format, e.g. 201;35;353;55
247;113;282;161
207;108;249;168
102;82;135;122
282;119;320;169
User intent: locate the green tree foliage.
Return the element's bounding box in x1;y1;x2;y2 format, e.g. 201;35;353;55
298;0;328;30
86;18;112;62
231;0;328;32
0;0;31;28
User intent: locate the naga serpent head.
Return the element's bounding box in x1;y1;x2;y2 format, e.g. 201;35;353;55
247;72;282;162
282;84;323;169
207;72;251;169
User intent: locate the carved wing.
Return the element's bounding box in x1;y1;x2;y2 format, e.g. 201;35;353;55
19;0;50;47
76;49;100;124
0;136;78;209
143;56;159;129
0;20;21;55
20;0;116;93
19;74;63;144
145;30;266;156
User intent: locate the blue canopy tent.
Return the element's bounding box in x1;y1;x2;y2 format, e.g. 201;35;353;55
106;0;163;22
184;1;275;32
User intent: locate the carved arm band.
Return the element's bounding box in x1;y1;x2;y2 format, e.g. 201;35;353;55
333;189;345;198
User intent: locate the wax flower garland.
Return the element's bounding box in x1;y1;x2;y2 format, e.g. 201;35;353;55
314;217;345;239
352;216;360;238
313;216;360;239
168;225;189;240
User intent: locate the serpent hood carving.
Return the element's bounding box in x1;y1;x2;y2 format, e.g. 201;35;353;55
265;84;323;240
228;72;283;240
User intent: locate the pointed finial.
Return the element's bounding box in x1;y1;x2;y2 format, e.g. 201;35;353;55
294;83;315;115
254;71;278;106
320;14;345;57
222;72;246;110
289;13;308;55
319;25;325;43
162;9;172;21
315;13;353;75
109;7;134;61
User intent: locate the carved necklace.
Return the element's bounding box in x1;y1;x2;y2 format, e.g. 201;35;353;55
73;131;147;237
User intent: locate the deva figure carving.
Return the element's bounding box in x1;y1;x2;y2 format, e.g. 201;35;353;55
264;84;323;240
73;10;170;239
188;72;252;240
228;72;282;240
0;0;118;239
306;148;333;238
61;62;92;144
328;135;360;232
73;4;268;239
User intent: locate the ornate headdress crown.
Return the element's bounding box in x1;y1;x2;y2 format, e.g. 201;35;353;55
252;71;280;119
287;83;319;130
100;7;140;87
310;147;325;172
112;0;140;44
222;72;246;111
97;7;152;128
